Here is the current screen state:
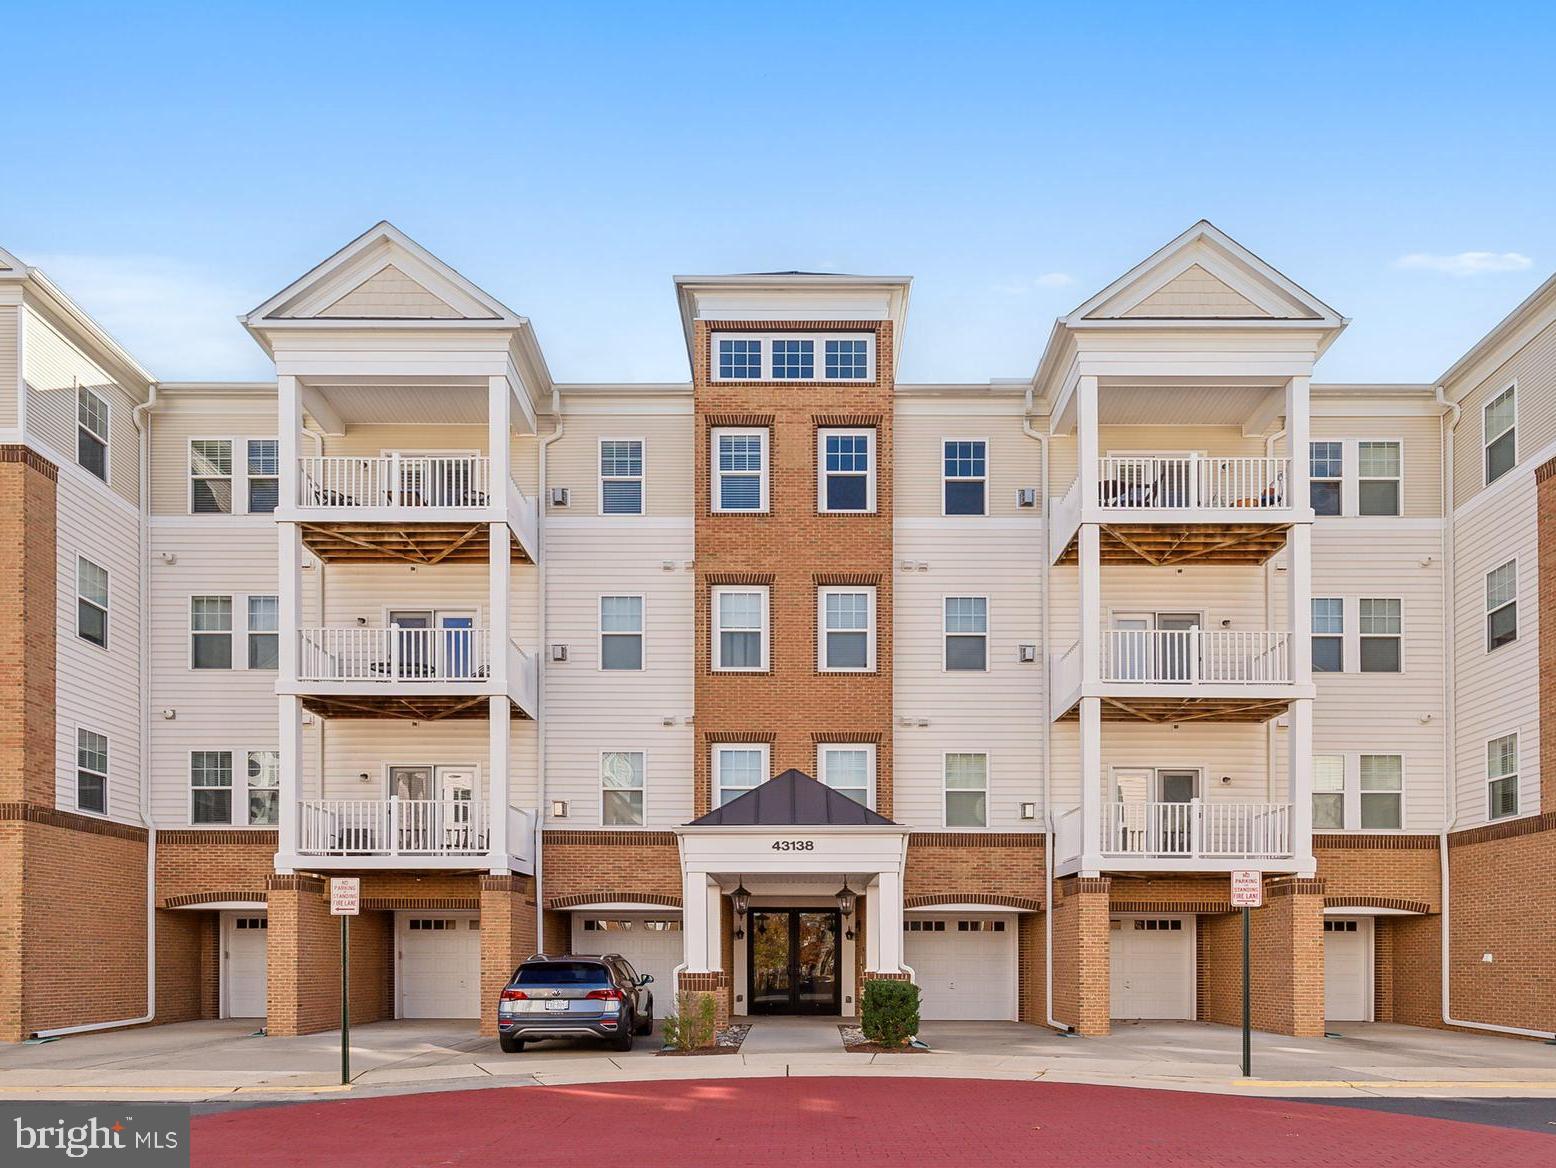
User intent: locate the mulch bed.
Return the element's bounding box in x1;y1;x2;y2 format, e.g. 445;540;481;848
839;1024;929;1054
657;1023;751;1056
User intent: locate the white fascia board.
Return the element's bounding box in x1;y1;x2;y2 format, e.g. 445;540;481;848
19;270;156;394
1437;270;1556;395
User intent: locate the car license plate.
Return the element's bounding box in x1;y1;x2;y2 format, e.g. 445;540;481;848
545;999;568;1011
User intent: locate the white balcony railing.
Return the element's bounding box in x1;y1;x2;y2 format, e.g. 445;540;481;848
1096;455;1289;511
1100;800;1292;859
1102;629;1292;684
297;455;493;509
297;797;489;856
297;626;492;682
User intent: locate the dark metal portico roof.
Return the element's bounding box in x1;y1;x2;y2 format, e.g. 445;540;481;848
687;769;897;827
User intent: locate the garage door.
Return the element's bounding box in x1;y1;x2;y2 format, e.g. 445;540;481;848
571;914;682;1009
1323;917;1374;1022
397;914;480;1018
903;915;1018;1020
222;912;268;1018
1110;915;1195;1020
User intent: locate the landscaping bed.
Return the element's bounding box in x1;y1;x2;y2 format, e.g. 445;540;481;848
839;1024;929;1054
657;1023;750;1056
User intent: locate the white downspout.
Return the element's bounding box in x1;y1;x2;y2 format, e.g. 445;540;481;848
36;383;161;1037
1023;389;1064;1032
1433;387;1551;1040
533;391;565;952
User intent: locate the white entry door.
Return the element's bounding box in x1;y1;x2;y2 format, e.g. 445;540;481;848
397;913;481;1018
1110;915;1195;1019
222;912;268;1018
570;914;684;1009
903;915;1018;1020
1323;917;1374;1022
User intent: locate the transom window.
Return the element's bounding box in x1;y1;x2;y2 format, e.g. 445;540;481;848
944;596;988;671
77;728;108;815
714;744;769;806
78;387;109;481
712;586;768;671
600;440;644;515
713;429;768;512
1358;598;1401;672
1359;754;1403;829
711;334;873;382
1487;733;1518;820
1484;385;1516;485
819;587;874;671
718;339;762;379
1311;598;1343;672
77;557;109;649
817;745;874;807
601;751;646;826
1485;560;1517;651
1312;755;1345;830
1309;442;1342;516
190;440;233;513
826;339;869;379
943;440;987;515
600;595;645;670
1357;441;1401;516
770;339;814;379
944;752;988;827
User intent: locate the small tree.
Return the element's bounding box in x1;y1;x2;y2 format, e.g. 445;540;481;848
860;978;920;1047
660;990;718;1050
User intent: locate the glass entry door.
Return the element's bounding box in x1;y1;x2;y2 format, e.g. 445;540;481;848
747;910;842;1015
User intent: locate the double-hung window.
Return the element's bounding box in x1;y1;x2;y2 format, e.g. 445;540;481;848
717;339;762;379
819;587;874;671
1358;599;1401;672
712;587;768;671
1487;732;1519;820
77;729;108;815
1359;754;1403;828
190;440;234;513
770;339;814;379
77;557;109;648
944;597;988;671
714;744;768;807
1357;441;1401;516
1312;755;1345;830
247;440;279;513
600;440;644;515
1485;560;1517;651
78;387;109;481
819;428;874;512
247;596;279;669
1484;385;1516;485
247;750;280;825
818;745;873;807
1309;442;1342;516
1311;598;1343;672
713;429;768;512
191;596;234;669
601;751;646;825
944;753;988;827
190;750;233;824
600;596;645;670
943;440;987;515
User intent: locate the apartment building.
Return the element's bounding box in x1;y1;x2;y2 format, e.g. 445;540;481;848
2;221;1552;1043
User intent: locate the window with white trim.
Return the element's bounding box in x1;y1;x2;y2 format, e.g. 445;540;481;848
943;440;987;515
77;556;109;649
190;439;233;513
599;440;644;515
825;339;869;380
944;596;988;671
247;596;278;669
819;428;875;512
1359;754;1402;829
714;744;769;806
712;587;768;671
602;751;645;826
1311;598;1342;672
1484;385;1516;485
819;587;874;672
944;752;988;827
600;595;645;670
78;387;109;481
1487;733;1518;820
712;334;873;382
247;439;279;513
770;339;814;380
1357;441;1401;516
190;750;233;824
1309;442;1342;516
1485;560;1517;651
1358;598;1401;672
817;744;874;807
77;728;108;815
717;338;762;379
712;428;768;512
191;596;233;669
246;750;279;825
1312;754;1345;830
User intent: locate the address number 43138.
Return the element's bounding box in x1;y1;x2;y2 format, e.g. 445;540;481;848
771;840;815;851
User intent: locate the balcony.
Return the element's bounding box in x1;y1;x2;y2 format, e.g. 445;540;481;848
286;455;537;564
294;797;537;871
287;626;537;720
1050;454;1295;566
1055;800;1295;875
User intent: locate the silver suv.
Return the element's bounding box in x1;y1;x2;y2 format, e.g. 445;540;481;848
496;954;655;1053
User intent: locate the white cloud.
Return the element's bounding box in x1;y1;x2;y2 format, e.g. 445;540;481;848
1034;271;1074;287
26;253;271;380
1393;251;1534;277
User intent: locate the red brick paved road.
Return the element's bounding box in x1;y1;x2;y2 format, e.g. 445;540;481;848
192;1078;1553;1167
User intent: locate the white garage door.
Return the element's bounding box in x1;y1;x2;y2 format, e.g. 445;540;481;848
903;915;1018;1020
1110;915;1195;1020
1323;917;1374;1022
397;913;480;1018
222;912;268;1018
571;914;683;1009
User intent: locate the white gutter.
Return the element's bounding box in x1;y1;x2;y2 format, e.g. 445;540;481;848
1023;389;1065;1032
533;391;566;950
36;384;161;1037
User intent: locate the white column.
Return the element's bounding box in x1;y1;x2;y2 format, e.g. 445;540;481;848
1076;375;1099;510
276;693;303;873
680;871;719;972
1285;375;1311;515
874;869;904;974
277;374;300;512
1287;522;1312;681
1288;698;1315;875
1080;696;1104;874
864;879;882;973
488;520;510;687
1078;523;1102;685
488;375;512;498
487;695;510;872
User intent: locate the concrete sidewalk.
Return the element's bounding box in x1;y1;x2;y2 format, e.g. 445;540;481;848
0;1018;1552;1104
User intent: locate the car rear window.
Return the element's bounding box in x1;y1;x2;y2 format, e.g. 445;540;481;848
515;962;611;986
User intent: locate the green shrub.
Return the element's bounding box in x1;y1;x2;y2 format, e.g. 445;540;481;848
661;990;718;1050
860;978;920;1047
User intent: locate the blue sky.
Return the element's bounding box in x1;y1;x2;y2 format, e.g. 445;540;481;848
3;2;1553;385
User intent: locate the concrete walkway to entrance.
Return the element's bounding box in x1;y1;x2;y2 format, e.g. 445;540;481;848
0;1018;1552;1103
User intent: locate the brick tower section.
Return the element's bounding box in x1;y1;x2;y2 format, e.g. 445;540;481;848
479;874;538;1036
1050;876;1111;1036
691;320;896;816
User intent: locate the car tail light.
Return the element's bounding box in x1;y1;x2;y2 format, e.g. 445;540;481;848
500;988;528;1001
585;988;623;1001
